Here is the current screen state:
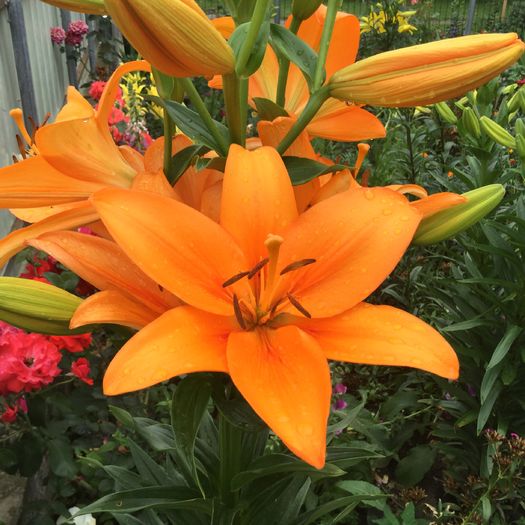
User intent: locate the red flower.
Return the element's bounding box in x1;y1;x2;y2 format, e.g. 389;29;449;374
1;405;18;424
49;333;92;353
71;358;94;386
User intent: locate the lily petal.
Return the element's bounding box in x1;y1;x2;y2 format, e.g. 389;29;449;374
92;188;249;315
411;192;467;219
103;306;232;395
221;145;298;266
296;302;459;379
277;187;421;317
28;231;178;314
10;201;87;223
71;290;158;330
55;87;94;122
0;202;99;268
228;325;330;468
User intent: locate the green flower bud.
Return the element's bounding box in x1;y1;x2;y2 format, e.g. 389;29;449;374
413;184;505;245
480;116;516;148
291;0;323;21
462;107;481;138
516;134;525;160
435;101;457;124
507;86;523;112
516;118;525;138
0;277;86;334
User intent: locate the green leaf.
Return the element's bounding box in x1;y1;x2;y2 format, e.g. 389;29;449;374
486;325;523;369
151;96;229;152
133;418;176;451
270;24;319;88
326;445;384;469
253;97;289;121
395;445;436;486
48;439;78;479
230;21;270;77
73;486;211;516
109;406;136;429
336;481;386;511
128;439;170;486
282;156;346;185
477;383;503;434
231;454;344;490
167;145;209;185
194;156;227;172
171;374;212;492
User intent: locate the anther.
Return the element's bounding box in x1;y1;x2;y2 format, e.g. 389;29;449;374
10;108;32;145
248;258;269;279
15;135;27;158
222;271;250;288
287;293;312;319
157;284;164;292
233;294;247;329
280;258;316;275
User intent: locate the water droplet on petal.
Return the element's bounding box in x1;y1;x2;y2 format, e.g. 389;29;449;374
364;189;374;200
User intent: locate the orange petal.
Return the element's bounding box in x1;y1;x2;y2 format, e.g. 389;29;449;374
296;302;459;379
35;116;136;188
0;156;104;208
307;101;386;142
210;16;235;38
310;168;358;205
28;231;179;314
10;201;87;223
249;47;280;103
0;202;99;269
92;188;249;315
200;179;223;222
55;87;94;122
103;306;232;395
119;145;145;173
132;170;180;200
227;326;330;468
143;135;192;174
388;184;428;199
276;187;421;317
71;290;158;330
221;145;298;266
411;192;467;219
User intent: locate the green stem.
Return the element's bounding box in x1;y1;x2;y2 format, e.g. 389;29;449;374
312;0;342;91
223;73;244;146
235;0;270;75
163;110;174;176
239;77;249;144
276;86;330;154
180;78;229;156
275;17;302;107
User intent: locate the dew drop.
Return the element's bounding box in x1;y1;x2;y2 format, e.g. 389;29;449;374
364;189;374;200
400;215;410;222
298;423;314;436
382;208;392;216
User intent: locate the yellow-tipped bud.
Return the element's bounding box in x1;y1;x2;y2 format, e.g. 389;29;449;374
291;0;323;21
0;277;86;334
462;107;481;138
480;116;516;148
329;33;525;107
40;0;106;14
413;184;505;245
104;0;235;77
434;102;457;124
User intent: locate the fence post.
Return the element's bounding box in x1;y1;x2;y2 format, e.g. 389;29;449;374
464;0;477;35
60;9;79;87
6;0;39;128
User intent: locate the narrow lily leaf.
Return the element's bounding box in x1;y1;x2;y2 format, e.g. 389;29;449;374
253;97;289;121
167;145;209;185
171;374;212;493
486;325;522;369
72;486;211;516
477;383;503;434
336;481;385;511
151;96;229;152
282;156;346;185
230;21;270;77
195;157;227;173
270;24;320;89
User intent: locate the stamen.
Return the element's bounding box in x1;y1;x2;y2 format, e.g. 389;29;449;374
222;271;250;288
15;135;26;158
354;143;370;179
248;258;269;279
233;294;247;329
280;258;316;275
287;293;312;319
361;169;370;188
10;109;32;146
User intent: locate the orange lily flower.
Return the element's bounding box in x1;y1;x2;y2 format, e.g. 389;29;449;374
0;60;151;268
210;7;386;142
28;231;180;330
90;145;458;468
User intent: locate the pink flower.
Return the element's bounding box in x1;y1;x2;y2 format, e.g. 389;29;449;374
333;383;347;395
49;334;92;354
71;358;94;386
334;399;348;411
1;405;18;424
50;27;66;45
88;80;107;101
65;20;89;46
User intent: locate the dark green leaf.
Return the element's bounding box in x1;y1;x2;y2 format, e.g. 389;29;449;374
270;24;319;88
282;156;346;185
336;481;386;511
395;445;436;486
486;325;523;369
230;21;270;77
48;439;78;478
128;439;170;486
195;156;227;172
477;383;503;434
109;405;136;429
253;97;289;121
167;145;209;185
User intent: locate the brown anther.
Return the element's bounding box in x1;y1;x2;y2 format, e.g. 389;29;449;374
28;115;37;136
361;169;370;187
222;271;250;288
232;294;247;329
287;293;312;319
12;155;19;164
280;258;316;275
157;284;164;292
15;134;26;158
248;257;269;279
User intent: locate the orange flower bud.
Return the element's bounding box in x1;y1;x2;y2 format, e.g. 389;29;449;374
104;0;235;77
329;33;525;107
41;0;106;14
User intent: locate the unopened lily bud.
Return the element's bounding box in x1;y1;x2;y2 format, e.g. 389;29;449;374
462;107;481;138
507;87;523;112
40;0;106;14
413;184;505;245
435;102;457;124
291;0;323;21
520;89;525;113
480;116;516;148
516;134;525;160
329;33;525;107
104;0;235;77
0;277;85;334
515;118;525;137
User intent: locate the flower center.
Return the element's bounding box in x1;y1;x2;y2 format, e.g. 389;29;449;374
223;233;316;330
